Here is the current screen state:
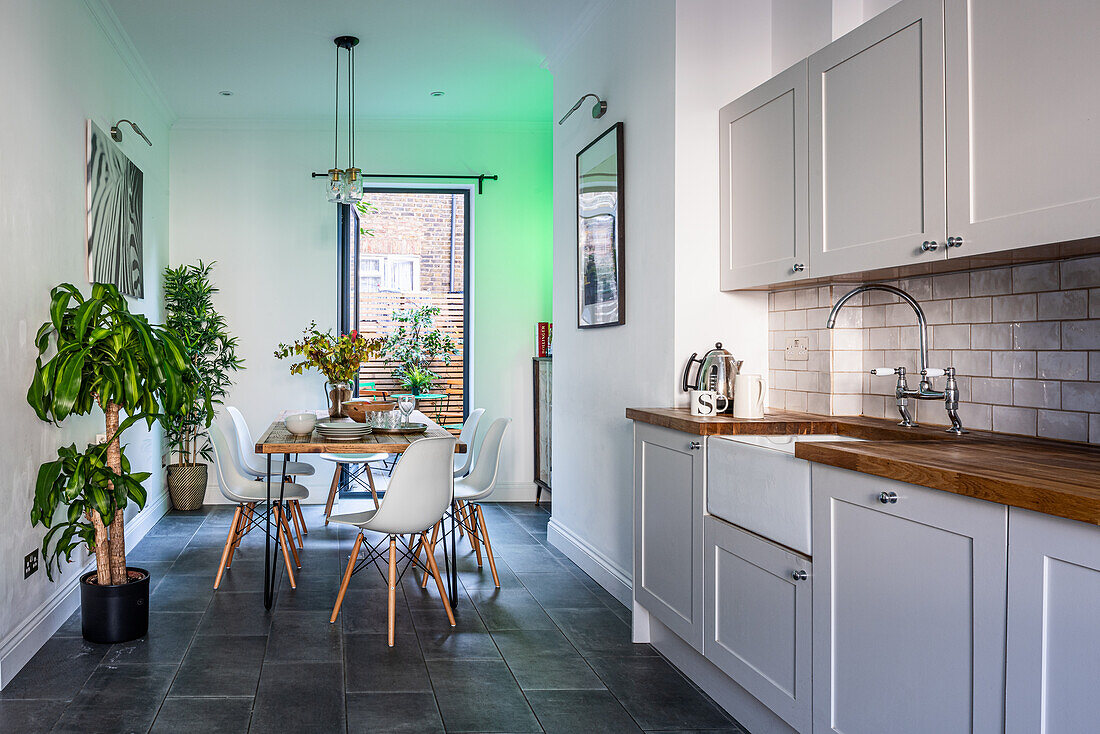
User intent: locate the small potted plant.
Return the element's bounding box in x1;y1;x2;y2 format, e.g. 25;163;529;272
381;305;457;395
162;261;243;511
275;323;382;417
28;283;205;643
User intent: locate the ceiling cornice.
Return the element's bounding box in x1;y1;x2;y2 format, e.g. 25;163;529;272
540;0;616;72
171;117;553;133
83;0;176;126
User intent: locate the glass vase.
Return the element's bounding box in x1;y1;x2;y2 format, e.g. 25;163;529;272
325;380;352;419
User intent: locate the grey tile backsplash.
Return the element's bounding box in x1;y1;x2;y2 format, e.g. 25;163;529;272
767;253;1100;443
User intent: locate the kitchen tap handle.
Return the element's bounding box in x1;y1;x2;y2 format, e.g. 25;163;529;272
923;368;946;378
869;367;899;376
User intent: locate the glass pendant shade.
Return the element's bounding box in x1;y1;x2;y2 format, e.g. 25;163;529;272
345;168;363;203
327;168;345;203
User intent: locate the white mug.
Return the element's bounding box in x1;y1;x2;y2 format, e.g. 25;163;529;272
733;374;767;418
690;389;728;416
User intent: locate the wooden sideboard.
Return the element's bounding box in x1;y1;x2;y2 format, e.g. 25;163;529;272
533;357;551;504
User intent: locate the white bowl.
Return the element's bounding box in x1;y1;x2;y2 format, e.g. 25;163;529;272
284;413;317;436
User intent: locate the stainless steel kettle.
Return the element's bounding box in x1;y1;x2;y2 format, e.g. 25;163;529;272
682;342;743;411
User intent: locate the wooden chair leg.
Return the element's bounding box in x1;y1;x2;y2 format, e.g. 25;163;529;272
387;537;397;647
279;505;301;568
214;506;243;589
293;500;308;535
465;503;483;568
330;532;363;623
420;522;441;588
475;504;500;588
324;464;342;525
226;503;250;567
288;499;305;549
455;500;466;538
423;531;456;626
364;464;380;509
276;507;297;588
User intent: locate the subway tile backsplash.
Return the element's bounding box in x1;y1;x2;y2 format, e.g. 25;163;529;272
767;253;1100;443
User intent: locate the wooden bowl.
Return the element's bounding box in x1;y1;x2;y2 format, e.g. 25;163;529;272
345;398;396;423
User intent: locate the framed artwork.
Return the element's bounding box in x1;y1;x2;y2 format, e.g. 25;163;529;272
576;122;624;328
86;121;144;298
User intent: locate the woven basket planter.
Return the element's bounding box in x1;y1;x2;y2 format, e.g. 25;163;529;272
167;464;207;511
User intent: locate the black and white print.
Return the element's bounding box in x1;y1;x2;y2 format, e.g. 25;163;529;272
86;121;144;298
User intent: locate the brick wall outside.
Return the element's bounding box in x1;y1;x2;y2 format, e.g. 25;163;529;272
768;253;1100;443
360;191;465;293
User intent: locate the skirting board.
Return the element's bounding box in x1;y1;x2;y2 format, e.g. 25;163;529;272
201;479;542;504
0;489;171;690
649;616;798;734
547;518;632;607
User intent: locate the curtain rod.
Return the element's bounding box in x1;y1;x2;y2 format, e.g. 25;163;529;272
311;171;498;194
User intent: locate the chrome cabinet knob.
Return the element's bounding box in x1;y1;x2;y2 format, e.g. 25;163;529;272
921;240;938;252
946;236;964;248
878;491;899;504
792;263;805;273
791;570;807;581
689;441;702;450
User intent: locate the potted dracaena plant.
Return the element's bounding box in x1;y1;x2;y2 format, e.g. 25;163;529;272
162;261;243;511
380;305;457;395
28;283;208;644
275;322;382;417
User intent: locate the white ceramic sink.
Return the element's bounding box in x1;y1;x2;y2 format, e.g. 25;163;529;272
706;434;867;555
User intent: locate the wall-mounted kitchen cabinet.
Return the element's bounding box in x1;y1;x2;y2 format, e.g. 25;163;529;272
1005;507;1100;733
807;0;947;278
943;0;1100;258
719;0;1100;289
703;516;811;734
718;61;809;290
810;464;1007;734
633;423;704;650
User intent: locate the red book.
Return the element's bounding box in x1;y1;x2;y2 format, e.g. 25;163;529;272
537;322;550;357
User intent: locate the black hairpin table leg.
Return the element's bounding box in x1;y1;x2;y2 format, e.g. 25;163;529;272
449;500;458;608
264;454;273;609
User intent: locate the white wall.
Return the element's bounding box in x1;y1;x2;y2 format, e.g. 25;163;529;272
548;0;678;585
0;0;172;686
169;119;553;501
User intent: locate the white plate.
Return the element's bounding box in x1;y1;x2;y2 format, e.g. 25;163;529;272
316;427;371;436
316;421;368;431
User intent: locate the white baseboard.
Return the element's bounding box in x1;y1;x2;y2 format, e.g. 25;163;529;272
547;518;632;607
0;490;170;690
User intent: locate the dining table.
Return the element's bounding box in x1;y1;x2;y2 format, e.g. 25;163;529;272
254;409;466;610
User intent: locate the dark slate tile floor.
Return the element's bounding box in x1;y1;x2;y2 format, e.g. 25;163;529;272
1;502;747;733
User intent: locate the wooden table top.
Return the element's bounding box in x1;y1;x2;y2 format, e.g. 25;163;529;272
256;410;465;455
627;407;1100;525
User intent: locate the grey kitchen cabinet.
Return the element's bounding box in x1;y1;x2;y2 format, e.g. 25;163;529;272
633;423;704;650
807;0;947;278
810;464;1007;734
718;60;809;290
703;516;811;734
1005;507;1100;734
944;0;1100;258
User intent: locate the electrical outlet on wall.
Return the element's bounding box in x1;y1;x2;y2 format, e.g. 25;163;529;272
24;550;38;579
95;433;107;445
785;336;810;361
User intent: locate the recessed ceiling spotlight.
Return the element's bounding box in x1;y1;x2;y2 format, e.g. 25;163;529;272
430;91;444;97
218;90;234;96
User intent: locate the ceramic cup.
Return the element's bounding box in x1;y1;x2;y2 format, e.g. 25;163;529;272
284;412;317;436
732;374;767;418
690;389;729;416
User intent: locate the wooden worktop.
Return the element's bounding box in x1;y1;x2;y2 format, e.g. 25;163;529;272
627;407;1100;525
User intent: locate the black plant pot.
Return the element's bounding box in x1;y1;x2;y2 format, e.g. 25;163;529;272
80;567;150;644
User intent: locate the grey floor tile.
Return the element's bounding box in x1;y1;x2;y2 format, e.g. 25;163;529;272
493;544;567;573
196;592;273;636
546;607;656;657
0;637;108;700
492;629;605;691
346;691;444;733
586;656;734;731
427;659;540;733
516;571;605;609
104;612;202;665
150;573;215;613
265;610;341;662
339;588;416;636
169;635;267;697
344;633;432;692
149;696;254;733
0;700;66;733
527;689;643;733
127;536;188;564
50;664;178;734
251;661;344;734
466;587;555;631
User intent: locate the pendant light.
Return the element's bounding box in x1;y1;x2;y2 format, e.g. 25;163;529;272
327;35;362;204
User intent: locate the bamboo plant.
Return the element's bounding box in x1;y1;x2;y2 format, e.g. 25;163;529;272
27;283;206;585
163;261;243;466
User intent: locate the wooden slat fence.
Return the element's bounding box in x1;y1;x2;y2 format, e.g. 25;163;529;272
357;292;465;430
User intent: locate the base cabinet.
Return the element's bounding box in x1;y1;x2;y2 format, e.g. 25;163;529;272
703;517;811;734
1005;508;1100;734
810;464;1007;734
634;424;704;650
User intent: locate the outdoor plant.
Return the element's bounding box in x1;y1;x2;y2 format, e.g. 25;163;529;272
163;261;243;466
27;283;204;584
399;366;435;396
274;322;382;382
380;305;457;391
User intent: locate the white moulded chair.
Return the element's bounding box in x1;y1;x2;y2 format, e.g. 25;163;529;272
450;408;485;544
328;435;458;646
226;406;313;546
209;421;307;590
421;418;510;589
318;450;391;523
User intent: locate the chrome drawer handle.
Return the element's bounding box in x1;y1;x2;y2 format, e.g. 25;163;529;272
921;240;938;252
792;263;806;273
689;441;702;450
878;491;898;504
946;236;964;248
791;570;807;581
